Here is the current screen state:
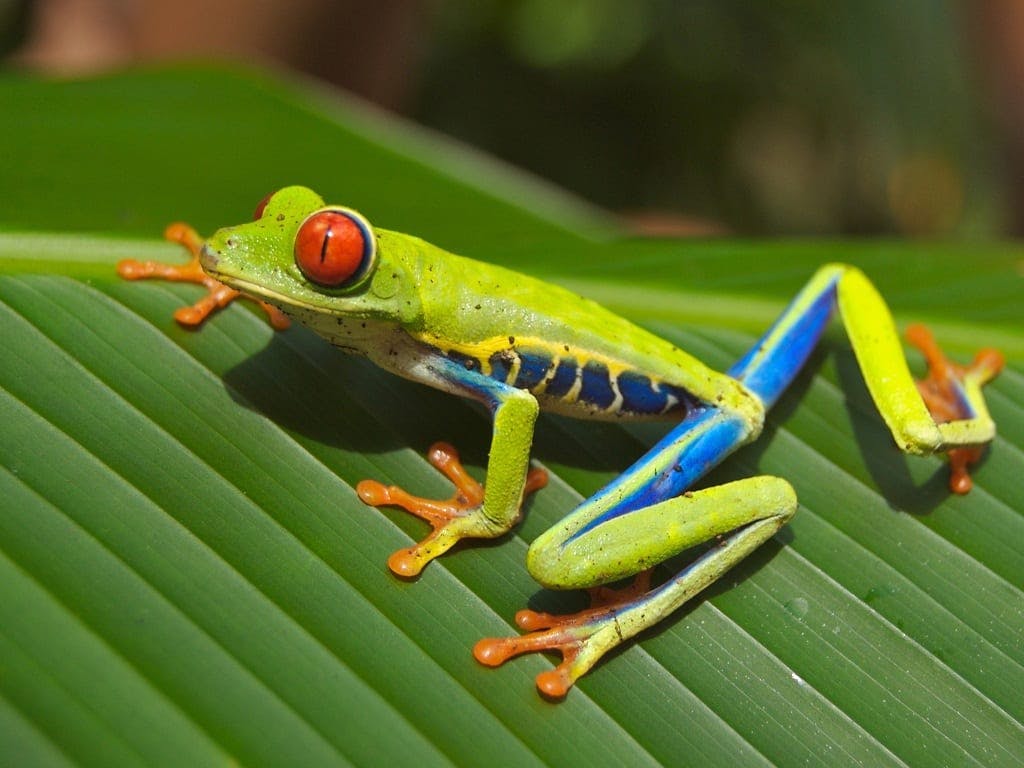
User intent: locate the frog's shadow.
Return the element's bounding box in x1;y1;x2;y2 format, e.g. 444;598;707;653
833;348;971;513
221;330;430;456
224;331;965;513
221;328;662;474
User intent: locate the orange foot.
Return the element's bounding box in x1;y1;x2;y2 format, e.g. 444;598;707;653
906;324;1004;493
117;222;290;329
357;442;548;577
474;570;654;699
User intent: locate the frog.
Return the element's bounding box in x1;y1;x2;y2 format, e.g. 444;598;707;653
117;186;1003;698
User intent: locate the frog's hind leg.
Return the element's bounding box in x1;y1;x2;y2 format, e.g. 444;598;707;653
476;264;1004;698
729;263;1003;491
475;474;796;698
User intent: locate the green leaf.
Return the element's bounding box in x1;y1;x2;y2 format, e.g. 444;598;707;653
1;66;1022;767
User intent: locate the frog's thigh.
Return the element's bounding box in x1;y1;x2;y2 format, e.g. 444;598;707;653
528;475;797;590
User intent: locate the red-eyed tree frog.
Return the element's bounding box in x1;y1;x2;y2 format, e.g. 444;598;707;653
118;186;1004;699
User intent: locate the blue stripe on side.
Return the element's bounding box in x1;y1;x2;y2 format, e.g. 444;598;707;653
488;350;514;383
616;371;667;414
617;372;696;416
514;351;551;390
545;358;577;397
579;361;616;409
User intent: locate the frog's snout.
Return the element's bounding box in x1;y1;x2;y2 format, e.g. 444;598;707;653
199;243;219;272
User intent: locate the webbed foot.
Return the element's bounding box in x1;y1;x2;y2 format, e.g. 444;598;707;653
117;222;290;329
906;324;1003;493
474;571;654;699
357;442;548;576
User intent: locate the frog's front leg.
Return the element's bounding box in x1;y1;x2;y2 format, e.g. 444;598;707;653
358;355;548;577
117;223;290;329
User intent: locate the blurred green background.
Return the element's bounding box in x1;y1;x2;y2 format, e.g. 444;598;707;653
2;0;1019;238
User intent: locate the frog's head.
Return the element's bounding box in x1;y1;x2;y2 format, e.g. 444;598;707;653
200;186;419;325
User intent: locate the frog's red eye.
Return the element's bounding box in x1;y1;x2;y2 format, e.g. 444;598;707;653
253;192;273;220
294;208;376;288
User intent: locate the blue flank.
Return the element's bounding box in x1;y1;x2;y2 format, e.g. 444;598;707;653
617;371;667;414
448;343;693;416
488;350;513;382
617;371;696;416
514;351;550;389
579;361;616;409
545;358;577;397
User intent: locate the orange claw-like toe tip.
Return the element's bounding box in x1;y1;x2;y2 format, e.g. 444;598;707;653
163;222;192;241
473;638;513;667
950;472;973;495
172;306;206;327
525;468;549;493
948;448;978;495
426;442;458;466
268;313;291;331
387;547;424;578
973;349;1005;377
356;480;390;505
535;669;572;699
904;323;931;343
515;609;552;631
116;259;143;279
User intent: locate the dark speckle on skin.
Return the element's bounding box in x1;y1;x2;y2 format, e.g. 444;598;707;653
277;213;285;221
508;336;516;346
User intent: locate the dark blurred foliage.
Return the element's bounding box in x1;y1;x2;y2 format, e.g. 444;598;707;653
412;0;1000;237
0;0;28;57
0;0;1011;237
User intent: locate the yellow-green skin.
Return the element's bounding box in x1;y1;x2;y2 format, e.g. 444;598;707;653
201;186;999;692
203;187;758;420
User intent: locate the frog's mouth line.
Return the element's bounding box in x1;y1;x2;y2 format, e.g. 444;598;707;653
199;243;387;324
215;273;301;311
199;245;298;310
